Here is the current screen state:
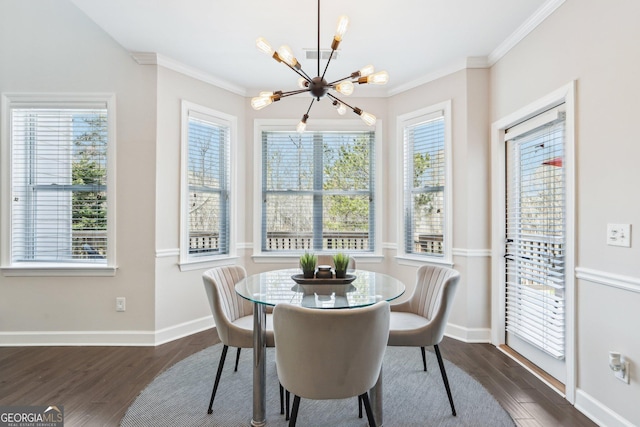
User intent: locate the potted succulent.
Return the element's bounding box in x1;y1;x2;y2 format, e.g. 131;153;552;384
300;252;317;278
333;253;350;278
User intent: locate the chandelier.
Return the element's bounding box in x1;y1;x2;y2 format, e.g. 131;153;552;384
251;0;389;133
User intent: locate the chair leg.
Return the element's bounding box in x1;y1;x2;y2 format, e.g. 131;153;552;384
421;346;427;371
207;344;229;414
289;395;301;427
360;392;377;427
285;390;290;420
358;394;363;418
434;344;456;416
279;383;284;414
234;347;241;372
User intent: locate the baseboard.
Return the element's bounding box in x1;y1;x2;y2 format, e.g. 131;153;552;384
0;316;214;347
154;316;214;345
444;322;491;343
575;389;635;427
0;330;157;346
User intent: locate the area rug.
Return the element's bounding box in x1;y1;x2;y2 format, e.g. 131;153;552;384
121;344;514;426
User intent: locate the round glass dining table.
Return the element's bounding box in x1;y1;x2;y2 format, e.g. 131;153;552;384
235;268;405;426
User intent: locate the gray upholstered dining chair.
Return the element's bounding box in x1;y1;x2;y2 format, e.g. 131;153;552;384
273;301;390;427
387;264;460;416
203;266;284;416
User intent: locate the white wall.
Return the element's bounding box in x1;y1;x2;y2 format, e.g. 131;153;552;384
491;1;640;425
0;0;158;344
153;66;246;340
388;69;493;342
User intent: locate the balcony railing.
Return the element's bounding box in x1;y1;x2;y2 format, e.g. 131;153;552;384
414;234;444;255
265;232;370;251
72;231;445;256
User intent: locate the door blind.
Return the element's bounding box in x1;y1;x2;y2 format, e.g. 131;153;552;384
505;107;566;359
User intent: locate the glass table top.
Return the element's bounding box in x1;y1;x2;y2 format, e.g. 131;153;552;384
235;268;405;309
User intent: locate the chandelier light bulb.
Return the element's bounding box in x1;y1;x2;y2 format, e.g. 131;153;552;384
256;37;274;56
297;77;308;89
359;64;375;77
359;111;376;126
277;45;298;68
297;114;309;133
335;80;354;96
367;70;389;85
334;15;349;41
259;91;274;97
251;95;273;110
333;101;347;115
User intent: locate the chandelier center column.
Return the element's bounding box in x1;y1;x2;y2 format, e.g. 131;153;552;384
309;77;329;99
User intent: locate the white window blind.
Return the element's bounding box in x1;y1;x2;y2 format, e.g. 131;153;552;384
505;106;566;359
403;113;446;257
186;111;230;257
261;130;375;252
11;106;108;264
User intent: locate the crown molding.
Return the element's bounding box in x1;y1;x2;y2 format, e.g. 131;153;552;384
488;0;566;66
387;56;490;97
130;52;247;96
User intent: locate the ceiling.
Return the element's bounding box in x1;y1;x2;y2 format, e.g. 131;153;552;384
70;0;556;97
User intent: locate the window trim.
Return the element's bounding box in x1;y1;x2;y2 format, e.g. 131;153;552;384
179;101;237;270
252;119;382;261
395;100;453;265
1;93;117;276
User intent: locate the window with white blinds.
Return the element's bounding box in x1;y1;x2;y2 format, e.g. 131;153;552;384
402;109;448;258
505;106;566;359
182;106;231;260
261;130;375;252
8;103;110;265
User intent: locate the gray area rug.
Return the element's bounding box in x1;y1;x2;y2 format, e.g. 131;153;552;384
121;344;515;426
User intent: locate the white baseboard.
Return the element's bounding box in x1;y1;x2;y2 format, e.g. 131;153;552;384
0;316;214;347
575;389;635;427
0;330;157;346
154;316;214;345
445;322;491;343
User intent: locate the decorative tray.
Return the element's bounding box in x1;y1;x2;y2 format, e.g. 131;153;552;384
291;274;356;285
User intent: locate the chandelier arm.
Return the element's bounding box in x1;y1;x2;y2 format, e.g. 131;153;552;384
327;93;357;113
306;98;315;116
327;76;358;86
282;61;312;82
279;88;312;98
320;49;335;81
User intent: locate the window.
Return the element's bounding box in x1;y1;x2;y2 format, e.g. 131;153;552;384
1;94;115;272
180;102;233;265
259;124;376;253
399;101;452;262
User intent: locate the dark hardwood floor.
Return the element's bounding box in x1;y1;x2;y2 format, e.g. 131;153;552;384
0;332;596;426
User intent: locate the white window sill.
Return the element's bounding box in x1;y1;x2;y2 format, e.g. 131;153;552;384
1;264;118;277
178;255;239;272
394;254;454;268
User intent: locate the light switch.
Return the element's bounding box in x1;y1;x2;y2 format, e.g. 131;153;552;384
607;224;631;247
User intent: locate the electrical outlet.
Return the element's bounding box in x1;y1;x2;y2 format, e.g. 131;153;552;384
116;297;126;312
607;224;631;247
615;361;631;384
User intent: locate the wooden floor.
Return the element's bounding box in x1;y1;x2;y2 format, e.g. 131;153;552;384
0;332;597;427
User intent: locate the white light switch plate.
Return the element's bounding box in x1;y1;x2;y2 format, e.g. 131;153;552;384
607;224;631;247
